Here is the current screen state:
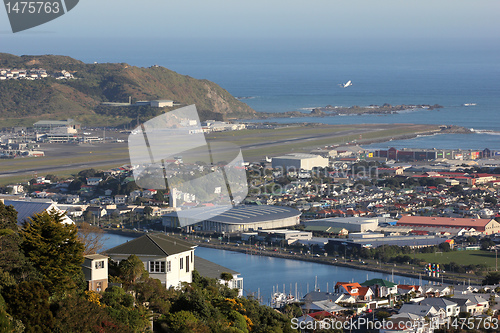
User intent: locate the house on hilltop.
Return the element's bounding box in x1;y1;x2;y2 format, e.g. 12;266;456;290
104;233;196;289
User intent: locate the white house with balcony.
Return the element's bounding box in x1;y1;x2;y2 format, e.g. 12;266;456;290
104;233;196;289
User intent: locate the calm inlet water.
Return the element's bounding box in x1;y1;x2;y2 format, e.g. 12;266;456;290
103;233;426;301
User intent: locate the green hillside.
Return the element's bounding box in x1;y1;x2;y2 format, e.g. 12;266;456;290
0;53;256;127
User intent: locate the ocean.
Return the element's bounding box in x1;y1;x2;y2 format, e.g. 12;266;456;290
4;37;500;149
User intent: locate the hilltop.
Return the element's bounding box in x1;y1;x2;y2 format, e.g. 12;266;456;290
0;53;256;126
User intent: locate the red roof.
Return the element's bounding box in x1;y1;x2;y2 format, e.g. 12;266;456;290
398;215;493;231
309;311;334;319
398;285;419;291
336;282;363;296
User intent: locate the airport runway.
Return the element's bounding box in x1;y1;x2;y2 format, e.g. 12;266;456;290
0;124;436;179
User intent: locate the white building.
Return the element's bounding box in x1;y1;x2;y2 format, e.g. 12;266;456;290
163;205;301;233
150;100;174;107
82;254;109;292
2;199;74;225
419;297;460;318
194;256;243;297
303;217;379;233
272;153;329;171
104;233;196;289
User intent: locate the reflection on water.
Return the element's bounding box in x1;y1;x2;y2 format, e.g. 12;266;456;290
196;247;425;301
102;233;429;302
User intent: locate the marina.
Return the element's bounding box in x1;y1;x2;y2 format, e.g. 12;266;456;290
101;233;430;305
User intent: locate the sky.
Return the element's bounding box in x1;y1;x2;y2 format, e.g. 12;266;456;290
1;0;499;69
1;0;499;40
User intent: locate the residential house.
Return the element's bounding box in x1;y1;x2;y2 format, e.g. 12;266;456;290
452;285;480;295
334;282;374;302
81;254;108;292
114;195;127;205
129;190;142;202
422;285;453;297
398;285;423;297
301;291;356;305
86;177;103;186
65;206;84;218
361;278;398;298
301;300;346;314
87;206;107;218
447;295;489;315
395;303;446;329
194;256;243;297
419;297;460;318
142;189;157;199
65;194;80;204
104;233;196;289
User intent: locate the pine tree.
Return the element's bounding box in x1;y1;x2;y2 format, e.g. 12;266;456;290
20;210;85;295
0;201;32;287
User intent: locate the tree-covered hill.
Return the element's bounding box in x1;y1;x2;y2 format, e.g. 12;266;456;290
0;202;297;332
0;53;256;126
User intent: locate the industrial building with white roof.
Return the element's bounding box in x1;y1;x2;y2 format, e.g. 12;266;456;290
162;205;301;233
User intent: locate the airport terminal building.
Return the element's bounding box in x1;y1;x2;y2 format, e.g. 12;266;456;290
162;205;301;233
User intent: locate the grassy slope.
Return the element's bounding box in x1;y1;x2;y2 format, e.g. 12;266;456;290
415;250;497;268
0;53;255;126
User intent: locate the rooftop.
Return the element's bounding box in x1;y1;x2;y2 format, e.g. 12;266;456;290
104;233;195;257
398;215;493;230
4;200;73;225
164;205;301;224
361;278;397;288
194;256;239;279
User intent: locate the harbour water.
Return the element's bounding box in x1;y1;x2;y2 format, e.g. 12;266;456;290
103;233;426;302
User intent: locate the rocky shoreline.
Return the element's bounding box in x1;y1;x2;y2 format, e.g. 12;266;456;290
250;103;444;119
352;125;472;147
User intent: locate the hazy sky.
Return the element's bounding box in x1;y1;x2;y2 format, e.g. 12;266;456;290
1;0;499;40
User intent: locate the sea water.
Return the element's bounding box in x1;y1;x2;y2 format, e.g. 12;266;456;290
4;37;499;148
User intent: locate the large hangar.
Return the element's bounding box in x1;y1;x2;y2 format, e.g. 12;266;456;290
272;153;329;171
162;205;301;233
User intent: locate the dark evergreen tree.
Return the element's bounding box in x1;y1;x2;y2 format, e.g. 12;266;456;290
0;201;33;288
20;210;85;295
4;281;55;333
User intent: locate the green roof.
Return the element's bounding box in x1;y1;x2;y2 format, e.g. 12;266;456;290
104;233;195;257
361;278;396;287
